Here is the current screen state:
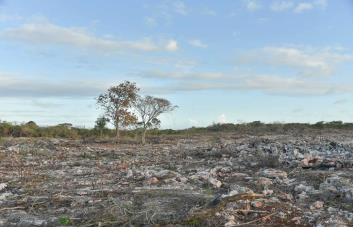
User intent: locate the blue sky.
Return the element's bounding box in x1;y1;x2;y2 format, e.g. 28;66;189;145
1;0;353;129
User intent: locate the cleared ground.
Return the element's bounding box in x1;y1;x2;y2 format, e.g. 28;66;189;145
1;131;353;226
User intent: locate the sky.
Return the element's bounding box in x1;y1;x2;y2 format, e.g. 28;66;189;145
1;0;353;129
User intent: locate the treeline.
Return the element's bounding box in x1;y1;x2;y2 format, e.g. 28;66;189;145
1;120;353;139
190;121;353;135
0;121;135;139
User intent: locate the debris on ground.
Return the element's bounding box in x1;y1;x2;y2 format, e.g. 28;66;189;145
1;132;353;226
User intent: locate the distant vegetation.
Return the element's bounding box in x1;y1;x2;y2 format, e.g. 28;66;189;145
0;120;353;141
0;80;179;144
1;81;352;143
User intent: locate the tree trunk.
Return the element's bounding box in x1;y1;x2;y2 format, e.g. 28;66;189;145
141;128;147;145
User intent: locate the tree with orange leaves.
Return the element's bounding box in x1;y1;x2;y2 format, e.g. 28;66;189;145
97;81;139;143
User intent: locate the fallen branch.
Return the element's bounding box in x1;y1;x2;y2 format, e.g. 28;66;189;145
235;209;269;214
0;206;25;212
234;212;277;226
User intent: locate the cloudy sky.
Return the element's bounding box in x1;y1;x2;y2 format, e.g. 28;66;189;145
0;0;353;128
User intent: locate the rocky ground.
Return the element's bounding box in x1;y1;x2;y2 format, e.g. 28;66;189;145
1;131;353;226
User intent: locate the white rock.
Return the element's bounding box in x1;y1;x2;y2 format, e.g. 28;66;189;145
310;201;324;210
259;168;287;179
208;177;222;188
0;192;12;200
262;189;273;196
126;169;133;178
224;220;236;227
0;183;7;191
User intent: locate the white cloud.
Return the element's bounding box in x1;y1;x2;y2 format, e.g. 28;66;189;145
144;1;189;27
144;17;157;27
154;75;353;96
217;114;228;124
3;68;353;98
0;13;22;22
314;0;328;9
173;1;188;15
1;21;178;52
143;70;224;80
293;1;327;13
294;2;314;13
188;39;207;48
245;0;261;11
270;0;328;13
140;68;353;96
201;8;217;16
270;1;294;12
146;57;198;71
0;72;107;97
188;118;201;126
239;75;331;95
165;39;178;51
238;46;353;77
30;99;64;108
257;17;269;23
334;99;348;105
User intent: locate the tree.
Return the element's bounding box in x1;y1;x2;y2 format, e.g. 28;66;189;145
97;81;139;143
134;95;177;144
0;121;12;137
94;116;109;137
22;121;40;137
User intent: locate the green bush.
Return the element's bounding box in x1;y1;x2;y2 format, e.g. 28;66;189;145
58;216;71;226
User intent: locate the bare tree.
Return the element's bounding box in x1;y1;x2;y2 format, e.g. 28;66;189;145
134;95;177;144
97;81;139;143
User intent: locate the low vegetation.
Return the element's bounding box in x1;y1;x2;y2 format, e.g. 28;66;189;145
0;120;353;141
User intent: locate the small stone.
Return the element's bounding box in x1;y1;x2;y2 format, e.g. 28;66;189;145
327;207;337;213
259;169;287;179
301;156;322;168
145;177;159;185
262;189;273;196
226;215;235;221
224;220;236;227
0;183;7;191
294;184;314;193
154;170;177;179
251;200;263;208
175;176;188;183
291;217;301;225
231;172;249;178
126;169;133;178
278;192;293;201
0;192;12;200
208;177;222;188
310;201;324;210
293;149;304;159
296;191;308;202
278;211;286;219
256;177;273;187
301;158;309;167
